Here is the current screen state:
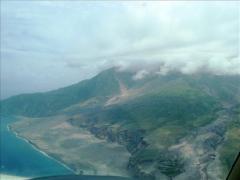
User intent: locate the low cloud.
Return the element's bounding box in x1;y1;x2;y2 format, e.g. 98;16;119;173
132;70;149;80
1;1;239;98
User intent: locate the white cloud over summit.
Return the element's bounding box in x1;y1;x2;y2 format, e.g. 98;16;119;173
1;1;239;98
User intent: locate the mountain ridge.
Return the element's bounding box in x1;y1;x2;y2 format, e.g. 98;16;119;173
2;67;240;179
2;67;240;117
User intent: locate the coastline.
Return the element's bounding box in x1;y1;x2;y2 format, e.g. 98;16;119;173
5;119;132;178
7;124;76;175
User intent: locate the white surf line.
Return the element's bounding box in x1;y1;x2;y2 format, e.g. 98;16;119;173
7;124;76;175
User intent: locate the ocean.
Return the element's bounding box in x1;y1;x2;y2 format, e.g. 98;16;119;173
0;116;73;179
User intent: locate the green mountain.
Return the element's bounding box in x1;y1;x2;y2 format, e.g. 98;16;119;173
1;68;122;116
2;68;240;180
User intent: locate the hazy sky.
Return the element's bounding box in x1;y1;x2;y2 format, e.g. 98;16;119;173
1;1;239;99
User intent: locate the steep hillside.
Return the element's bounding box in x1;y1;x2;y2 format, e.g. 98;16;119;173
1;68;121;117
2;68;240;179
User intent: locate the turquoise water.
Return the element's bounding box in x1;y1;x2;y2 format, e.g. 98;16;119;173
0;116;72;178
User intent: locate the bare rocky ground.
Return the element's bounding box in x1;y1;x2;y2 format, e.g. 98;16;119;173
10;107;233;180
3;69;240;180
170;109;233;180
10;115;131;177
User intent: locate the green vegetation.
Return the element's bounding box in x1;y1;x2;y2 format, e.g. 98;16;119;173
1;68;120;117
1;68;240;179
219;105;240;178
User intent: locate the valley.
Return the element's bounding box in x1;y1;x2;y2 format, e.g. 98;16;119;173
2;68;240;180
